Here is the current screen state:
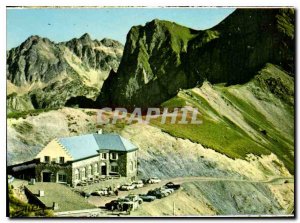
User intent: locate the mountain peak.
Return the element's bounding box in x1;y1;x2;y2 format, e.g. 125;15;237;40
19;35;52;50
80;33;92;41
100;38;123;48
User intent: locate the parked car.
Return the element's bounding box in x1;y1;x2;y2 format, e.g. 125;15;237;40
105;200;119;211
91;188;113;196
161;186;174;195
141;178;148;184
120;183;135;191
147;177;161;184
132;180;144;188
139;194;156;202
125;194;143;204
117;197;139;211
91;191;102;196
165;182;181;190
147;188;167;199
80;191;91;198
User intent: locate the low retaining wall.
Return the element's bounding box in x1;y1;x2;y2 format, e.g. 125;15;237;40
24;186;47;209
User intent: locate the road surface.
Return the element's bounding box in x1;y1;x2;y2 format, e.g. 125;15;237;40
86;176;294;208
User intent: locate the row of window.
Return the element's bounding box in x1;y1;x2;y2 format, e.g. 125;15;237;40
44;156;65;164
74;162;118;180
43;152;120;164
100;152;118;160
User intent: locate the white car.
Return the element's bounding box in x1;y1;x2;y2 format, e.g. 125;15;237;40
120;183;135;191
125;194;143;204
161;187;174;195
148;177;161;184
132;180;144;188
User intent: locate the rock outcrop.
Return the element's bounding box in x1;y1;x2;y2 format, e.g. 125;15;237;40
7;33;123;111
99;8;294;109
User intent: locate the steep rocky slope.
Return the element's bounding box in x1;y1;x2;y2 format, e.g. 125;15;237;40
7;34;123;112
158;64;294;173
131;180;293;216
99;8;294;108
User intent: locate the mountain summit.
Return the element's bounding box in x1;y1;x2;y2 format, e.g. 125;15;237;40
7;34;124;112
99;9;294;109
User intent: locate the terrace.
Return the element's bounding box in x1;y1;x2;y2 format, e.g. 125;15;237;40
25;182;95;212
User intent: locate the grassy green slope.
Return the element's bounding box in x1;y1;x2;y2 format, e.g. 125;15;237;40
155;64;294;173
157;20;198;53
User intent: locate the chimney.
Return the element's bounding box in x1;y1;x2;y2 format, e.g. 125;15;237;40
97;129;103;134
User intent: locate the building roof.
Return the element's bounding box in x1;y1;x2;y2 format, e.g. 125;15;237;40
58;134;138;160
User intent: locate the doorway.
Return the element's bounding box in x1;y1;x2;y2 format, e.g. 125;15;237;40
101;165;107;175
42;172;52;182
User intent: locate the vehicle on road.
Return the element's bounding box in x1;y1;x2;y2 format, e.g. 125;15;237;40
125;194;143;204
120;183;135;191
91;191;102;196
80;191;91;198
165;182;181;190
117;197;139;211
132;180;144;188
139;194;156;202
91;187;116;196
147;177;161;184
161;186;174;195
105;200;119;211
147;188;168;199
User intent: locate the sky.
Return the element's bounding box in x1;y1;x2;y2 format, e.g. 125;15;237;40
7;7;235;49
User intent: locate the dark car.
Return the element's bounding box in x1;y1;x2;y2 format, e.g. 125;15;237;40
165;182;181;190
105;200;120;211
139;194;156;202
80;191;91;198
91;191;101;196
147;189;167;199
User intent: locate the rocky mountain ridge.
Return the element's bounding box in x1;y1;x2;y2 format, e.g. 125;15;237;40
7;33;123;112
99;8;294;109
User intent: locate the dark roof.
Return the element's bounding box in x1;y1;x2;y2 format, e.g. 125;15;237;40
58;134;138;160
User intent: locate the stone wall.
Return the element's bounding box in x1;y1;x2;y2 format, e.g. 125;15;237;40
125;150;138;179
71;155;107;186
35;163;72;184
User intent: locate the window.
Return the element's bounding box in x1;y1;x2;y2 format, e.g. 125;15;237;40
85;167;88;178
88;165;92;176
44;156;50;163
58;174;67;182
81;168;86;179
59;157;65;164
75;169;79;180
130;161;134;171
94;163;98;174
101;153;108;160
110;153;118;160
111;162;118;172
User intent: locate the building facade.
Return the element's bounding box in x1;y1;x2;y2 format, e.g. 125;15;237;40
8;133;138;186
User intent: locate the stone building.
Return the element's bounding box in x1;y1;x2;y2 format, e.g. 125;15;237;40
8;133;139;186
